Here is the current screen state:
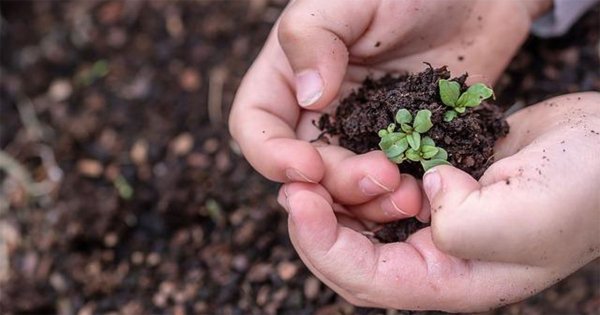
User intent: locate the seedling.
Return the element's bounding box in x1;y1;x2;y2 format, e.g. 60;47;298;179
378;109;450;171
438;79;494;121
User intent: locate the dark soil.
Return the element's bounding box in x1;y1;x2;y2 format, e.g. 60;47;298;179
318;66;508;243
0;1;598;315
318;65;508;180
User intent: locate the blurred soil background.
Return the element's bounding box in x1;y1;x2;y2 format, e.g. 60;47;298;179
0;1;598;314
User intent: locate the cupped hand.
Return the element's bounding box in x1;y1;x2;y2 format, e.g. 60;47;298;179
230;0;540;222
277;92;600;312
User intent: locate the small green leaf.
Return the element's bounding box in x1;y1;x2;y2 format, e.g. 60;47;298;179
421;159;451;172
378;129;388;137
387;123;396;133
390;154;406;164
395;109;413;124
421;136;435;147
400;123;413;133
405;148;421;162
443;110;458;122
385;138;409;158
439;79;461;107
407;132;421;150
432;147;448;160
456;83;494;108
455;106;466;114
413;110;433;133
421;146;439;159
379;132;406;150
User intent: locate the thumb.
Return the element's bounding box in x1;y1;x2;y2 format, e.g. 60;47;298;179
277;0;377;109
422;165;550;264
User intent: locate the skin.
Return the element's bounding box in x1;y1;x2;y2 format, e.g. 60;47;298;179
230;0;538;222
278;92;600;312
229;0;600;311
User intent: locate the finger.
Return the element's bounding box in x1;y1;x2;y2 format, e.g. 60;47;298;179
348;174;422;222
229;30;324;183
415;180;432;223
363;0;531;86
317;147;402;204
286;187;552;312
423;162;570;266
425;93;600;265
277;0;378;109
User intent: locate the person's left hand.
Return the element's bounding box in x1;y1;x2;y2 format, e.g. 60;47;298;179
277;92;600;312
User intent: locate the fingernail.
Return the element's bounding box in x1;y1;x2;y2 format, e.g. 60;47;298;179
359;175;392;196
381;197;410;216
295;70;323;107
277;185;291;212
285;168;316;183
423;168;442;200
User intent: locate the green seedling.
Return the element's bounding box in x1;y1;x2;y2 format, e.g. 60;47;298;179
378;109;450;171
438;79;494;121
405;136;450;171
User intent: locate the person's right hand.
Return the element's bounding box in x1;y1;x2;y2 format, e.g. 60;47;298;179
230;0;550;222
278;92;600;312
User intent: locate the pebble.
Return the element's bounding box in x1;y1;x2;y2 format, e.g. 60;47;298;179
103;232;118;247
304;276;321;299
170;133;194;156
276;261;298;281
179;68;201;92
48;79;72;102
131;251;145;265
202;138;219;154
146;252;161;266
231;254;249;272
49;272;67;292
77;159;103;177
186;152;210;168
247;263;272;283
130;139;148;164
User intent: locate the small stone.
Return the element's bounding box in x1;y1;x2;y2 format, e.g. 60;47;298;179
147;252;161;266
77;303;95;315
49;272;67;292
256;286;270;306
203;138;219;154
304;276;321;299
215;151;231;171
77;159;103;177
173;304;186;315
103;232;118;247
247;263;272;283
159;281;176;296
130;139;148;164
231;254;249;272
48;79;72;102
179;68;201;92
107;27;127;48
132;251;145;265
170;133;194;156
153;292;167;308
186;153;210;168
276;261;298;281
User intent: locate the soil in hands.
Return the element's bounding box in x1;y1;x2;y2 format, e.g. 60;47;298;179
317;65;509;243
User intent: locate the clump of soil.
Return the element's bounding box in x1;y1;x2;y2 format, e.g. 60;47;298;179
318;65;509;242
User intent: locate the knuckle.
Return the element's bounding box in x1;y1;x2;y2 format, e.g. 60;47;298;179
277;11;307;47
431;214;461;255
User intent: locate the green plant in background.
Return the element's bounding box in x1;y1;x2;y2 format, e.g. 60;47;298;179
378;109;449;171
438;79;494;122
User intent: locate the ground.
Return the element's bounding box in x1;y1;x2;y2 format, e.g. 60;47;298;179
0;1;598;314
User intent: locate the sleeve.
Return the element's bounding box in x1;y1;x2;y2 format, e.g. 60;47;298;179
531;0;599;37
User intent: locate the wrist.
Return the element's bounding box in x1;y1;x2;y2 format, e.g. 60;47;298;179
521;0;554;19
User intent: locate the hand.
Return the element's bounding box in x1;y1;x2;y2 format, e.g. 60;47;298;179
278;92;600;312
230;0;541;222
